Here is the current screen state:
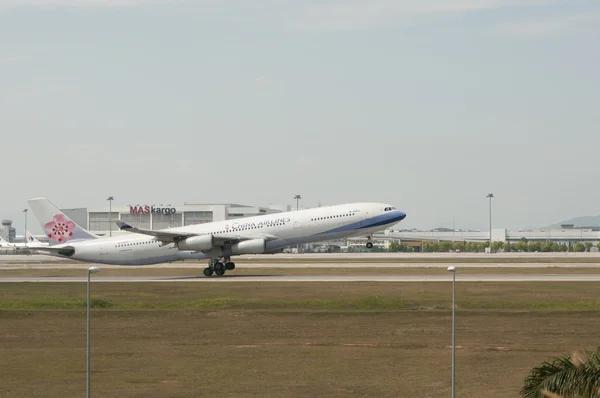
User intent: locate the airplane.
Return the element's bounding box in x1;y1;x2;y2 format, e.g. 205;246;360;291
27;197;407;276
0;235;27;249
0;231;48;250
0;236;16;250
26;230;49;247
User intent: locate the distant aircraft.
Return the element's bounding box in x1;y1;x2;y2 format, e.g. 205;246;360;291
0;231;48;250
27;197;406;276
26;230;49;247
0;236;16;250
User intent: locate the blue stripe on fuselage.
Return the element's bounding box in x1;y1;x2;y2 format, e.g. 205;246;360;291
316;210;406;236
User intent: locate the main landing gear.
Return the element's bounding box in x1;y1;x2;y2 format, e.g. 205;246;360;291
366;235;373;249
203;257;236;277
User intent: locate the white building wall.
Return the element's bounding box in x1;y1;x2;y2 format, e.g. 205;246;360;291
212;205;227;222
265;204;292;213
389;228;600;244
62;202;283;236
346;236;399;249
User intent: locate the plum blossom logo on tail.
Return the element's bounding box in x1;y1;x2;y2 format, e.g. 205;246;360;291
44;214;76;243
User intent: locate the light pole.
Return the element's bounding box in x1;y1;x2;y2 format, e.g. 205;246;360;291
87;266;100;398
453;216;455;239
293;195;302;252
447;265;456;398
106;197;114;237
293;194;301;211
486;193;494;252
23;209;28;248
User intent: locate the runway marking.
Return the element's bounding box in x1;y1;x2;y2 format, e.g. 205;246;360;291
2;274;600;283
3;263;600;270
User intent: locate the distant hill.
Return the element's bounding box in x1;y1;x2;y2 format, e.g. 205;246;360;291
548;215;600;228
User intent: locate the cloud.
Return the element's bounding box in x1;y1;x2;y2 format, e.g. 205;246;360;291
0;1;559;25
500;11;600;37
254;75;275;94
3;0;587;38
285;0;559;32
296;155;320;167
0;53;24;65
0;0;176;11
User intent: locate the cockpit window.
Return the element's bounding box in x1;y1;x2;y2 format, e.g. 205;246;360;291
384;207;397;211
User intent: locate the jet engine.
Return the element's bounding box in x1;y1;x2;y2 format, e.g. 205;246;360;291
229;239;266;255
57;247;75;257
177;235;214;251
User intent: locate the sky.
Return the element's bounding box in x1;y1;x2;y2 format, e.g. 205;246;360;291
1;0;599;235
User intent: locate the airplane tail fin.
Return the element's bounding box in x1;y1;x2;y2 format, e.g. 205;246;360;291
0;236;13;247
25;230;41;244
27;197;98;245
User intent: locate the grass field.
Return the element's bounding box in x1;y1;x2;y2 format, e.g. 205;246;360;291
3;266;600;278
2;282;600;397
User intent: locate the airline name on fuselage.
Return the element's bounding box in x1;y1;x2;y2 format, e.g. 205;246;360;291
129;205;177;215
228;216;291;231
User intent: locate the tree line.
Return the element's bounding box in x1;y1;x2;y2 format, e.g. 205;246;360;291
388;238;599;253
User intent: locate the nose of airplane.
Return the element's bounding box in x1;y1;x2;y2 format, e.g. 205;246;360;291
387;209;406;222
396;210;406;221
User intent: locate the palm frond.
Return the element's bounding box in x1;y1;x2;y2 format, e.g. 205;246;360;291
540;390;563;398
520;347;600;398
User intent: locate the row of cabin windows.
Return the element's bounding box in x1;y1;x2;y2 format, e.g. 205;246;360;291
116;240;157;248
118;214;356;249
311;213;355;222
208;221;286;234
116;222;286;247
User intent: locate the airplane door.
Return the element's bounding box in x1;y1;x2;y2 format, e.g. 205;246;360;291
99;244;108;256
361;211;370;228
294;217;302;229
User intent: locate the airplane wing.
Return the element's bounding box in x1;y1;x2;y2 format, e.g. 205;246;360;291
115;221;278;246
116;221;195;242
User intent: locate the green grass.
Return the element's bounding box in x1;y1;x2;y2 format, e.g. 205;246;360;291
3;282;600;311
5;296;599;311
3;266;600;278
4;282;600;397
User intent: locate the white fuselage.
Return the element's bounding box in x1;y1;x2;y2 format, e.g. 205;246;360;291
0;241;16;249
39;202;406;265
4;242;47;249
0;240;34;249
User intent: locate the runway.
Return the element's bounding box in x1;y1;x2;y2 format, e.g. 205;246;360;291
5;263;600;270
2;257;600;270
2;253;600;270
2;274;600;283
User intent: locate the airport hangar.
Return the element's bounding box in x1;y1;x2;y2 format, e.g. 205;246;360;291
60;202;289;237
339;227;600;251
388;227;600;245
340;227;600;251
